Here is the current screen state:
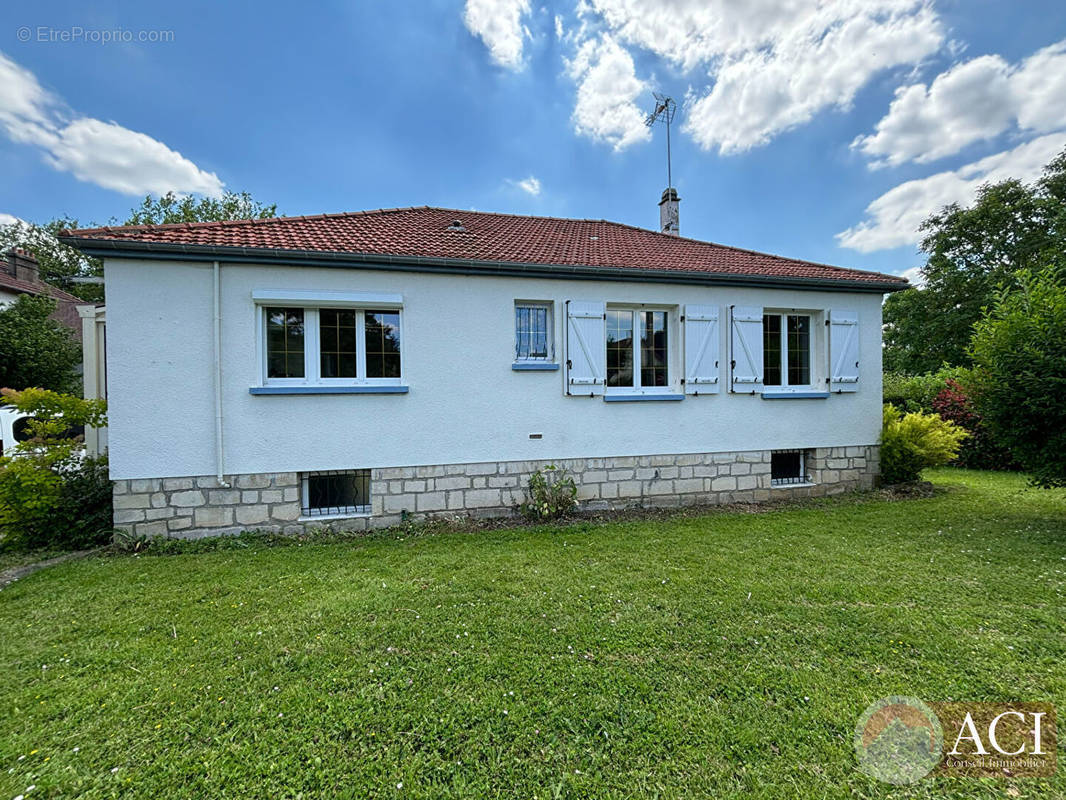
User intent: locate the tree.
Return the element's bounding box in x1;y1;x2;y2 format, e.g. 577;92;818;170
970;268;1066;487
122;191;277;226
883;152;1066;374
0;295;81;393
0;217;103;303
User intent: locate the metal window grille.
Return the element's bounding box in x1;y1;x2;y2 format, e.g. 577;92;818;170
770;449;809;486
301;470;371;516
515;303;551;360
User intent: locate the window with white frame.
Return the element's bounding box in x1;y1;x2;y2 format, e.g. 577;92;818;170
514;301;553;361
301;470;370;517
606;307;670;389
263;306;402;384
763;312;812;387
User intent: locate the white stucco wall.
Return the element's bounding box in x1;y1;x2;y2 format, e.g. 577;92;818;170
104;258;885;479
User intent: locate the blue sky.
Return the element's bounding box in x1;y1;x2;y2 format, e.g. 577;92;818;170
2;0;1066;279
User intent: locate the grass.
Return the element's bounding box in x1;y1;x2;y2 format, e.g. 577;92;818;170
1;468;1064;798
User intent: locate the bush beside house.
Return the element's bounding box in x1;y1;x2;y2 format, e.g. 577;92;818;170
0;389;110;551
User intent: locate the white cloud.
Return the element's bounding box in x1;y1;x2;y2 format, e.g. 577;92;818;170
573;0;943;154
900;265;925;286
463;0;532;70
0;213;22;227
0;51;223;197
513;175;542;195
837;132;1066;252
855;41;1066;167
566;33;650;151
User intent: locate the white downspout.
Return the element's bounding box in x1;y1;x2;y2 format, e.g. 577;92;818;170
213;260;229;487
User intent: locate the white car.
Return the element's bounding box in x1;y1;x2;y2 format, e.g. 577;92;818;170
0;406;85;458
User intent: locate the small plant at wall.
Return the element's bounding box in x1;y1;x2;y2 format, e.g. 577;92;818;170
519;465;578;521
0;388;110;551
880;404;968;485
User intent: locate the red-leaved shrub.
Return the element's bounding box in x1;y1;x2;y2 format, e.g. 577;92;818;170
932;379;1018;471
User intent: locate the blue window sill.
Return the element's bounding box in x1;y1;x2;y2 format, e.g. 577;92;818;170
604;393;684;403
511;362;560;371
761;391;830;400
249;385;409;395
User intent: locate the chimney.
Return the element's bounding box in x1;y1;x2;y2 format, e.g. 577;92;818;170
7;248;39;285
659;188;680;236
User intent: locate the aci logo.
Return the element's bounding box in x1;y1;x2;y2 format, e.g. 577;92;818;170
855;696;944;784
855;697;1056;783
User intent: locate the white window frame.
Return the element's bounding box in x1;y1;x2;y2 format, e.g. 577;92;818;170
605;304;679;396
762;310;820;392
255;293;405;388
514;300;554;362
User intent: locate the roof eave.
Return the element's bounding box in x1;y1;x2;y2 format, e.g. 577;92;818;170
58;237;910;294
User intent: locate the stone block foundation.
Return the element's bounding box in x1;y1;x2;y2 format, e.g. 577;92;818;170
112;445;879;539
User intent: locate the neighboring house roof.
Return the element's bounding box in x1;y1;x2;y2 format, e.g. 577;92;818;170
0;269;84;336
0;270;81;303
61;206;908;292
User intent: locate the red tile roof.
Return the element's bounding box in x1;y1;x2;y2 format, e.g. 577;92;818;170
62;206;906;289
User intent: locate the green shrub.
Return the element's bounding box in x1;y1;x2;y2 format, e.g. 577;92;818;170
970;268;1066;487
0;388;110;550
882;366;971;413
880;404;968;485
519;465;578;521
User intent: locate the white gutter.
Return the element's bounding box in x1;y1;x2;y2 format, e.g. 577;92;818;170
212;260;229;487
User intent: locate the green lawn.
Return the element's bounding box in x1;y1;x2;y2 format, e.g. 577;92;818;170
2;469;1065;798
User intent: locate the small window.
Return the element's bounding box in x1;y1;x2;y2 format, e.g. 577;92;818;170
515;302;552;361
301;470;371;517
763;313;812;387
771;450;808;486
607;307;670;389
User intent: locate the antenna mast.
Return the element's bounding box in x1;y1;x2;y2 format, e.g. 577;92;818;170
645;92;677;189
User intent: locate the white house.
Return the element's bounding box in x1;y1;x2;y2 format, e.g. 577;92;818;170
62;205;906;538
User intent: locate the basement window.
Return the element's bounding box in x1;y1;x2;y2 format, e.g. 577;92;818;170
301;470;371;517
770;450;809;486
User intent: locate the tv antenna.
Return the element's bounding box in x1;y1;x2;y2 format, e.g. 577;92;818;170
645;92;677;189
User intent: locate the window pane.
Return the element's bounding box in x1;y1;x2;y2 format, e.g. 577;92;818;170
365;310;401;378
606;309;634;387
787;315;811;386
763;314;781;386
319;309;357;379
639;310;668;387
266;307;304;378
516;304;549;359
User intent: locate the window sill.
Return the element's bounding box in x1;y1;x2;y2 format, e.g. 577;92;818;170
761;391;830;400
249;385;409;395
511;362;560;371
770;481;817;488
603;393;684;403
299;511;373;522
